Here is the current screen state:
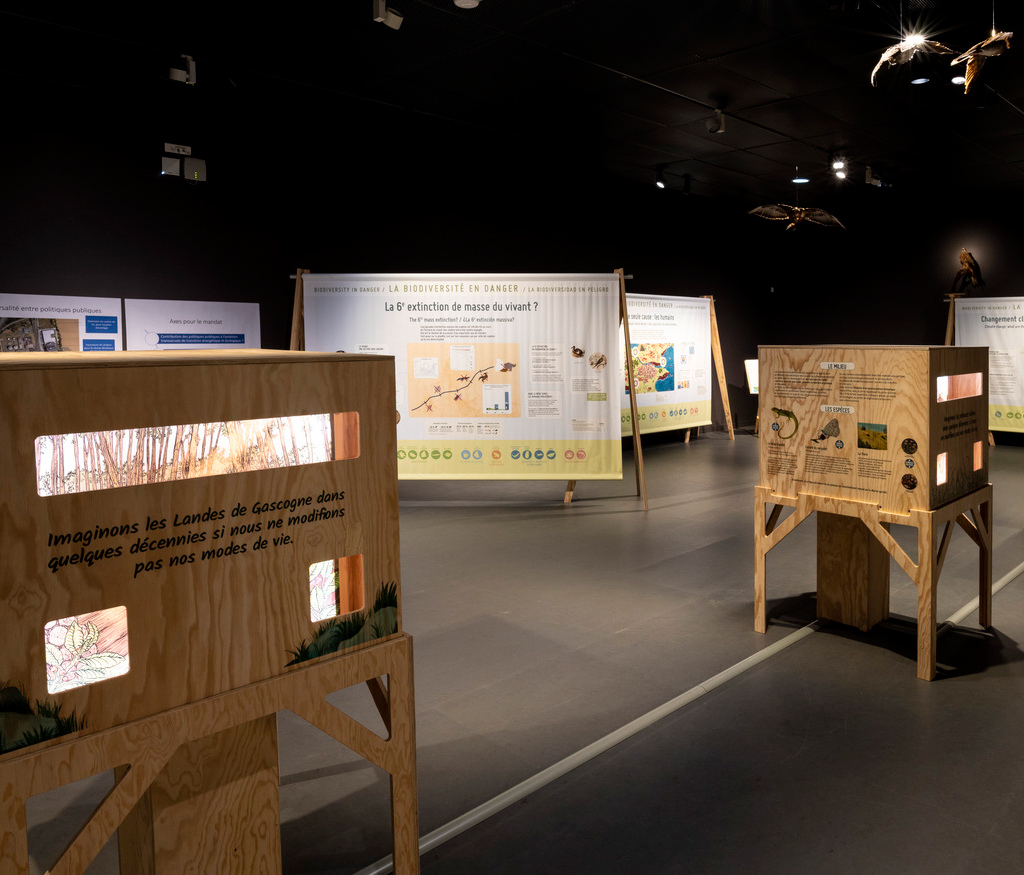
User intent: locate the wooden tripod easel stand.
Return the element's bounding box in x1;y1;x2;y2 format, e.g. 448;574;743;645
565;268;649;507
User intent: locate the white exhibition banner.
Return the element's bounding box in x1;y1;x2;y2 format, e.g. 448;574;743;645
0;293;123;352
955;296;1024;432
303;274;623;480
124;299;261;350
620;294;713;435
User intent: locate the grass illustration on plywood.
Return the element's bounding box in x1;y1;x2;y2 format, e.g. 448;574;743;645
0;681;85;755
287;581;399;666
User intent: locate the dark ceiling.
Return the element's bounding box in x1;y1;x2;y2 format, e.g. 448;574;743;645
5;0;1024;205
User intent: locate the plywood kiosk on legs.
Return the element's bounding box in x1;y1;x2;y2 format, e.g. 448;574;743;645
0;350;419;874
754;345;992;680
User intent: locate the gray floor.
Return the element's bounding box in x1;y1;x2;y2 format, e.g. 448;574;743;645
26;433;1024;874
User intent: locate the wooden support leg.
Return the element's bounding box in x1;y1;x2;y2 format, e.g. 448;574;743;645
0;788;29;875
979;496;993;628
816;513;889;632
754;496;768;633
386;638;420;875
917;518;938;681
119;715;282;875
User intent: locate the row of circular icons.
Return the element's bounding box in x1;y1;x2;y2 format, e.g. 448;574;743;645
901;437;919;490
398;448;589;462
621;407;701;423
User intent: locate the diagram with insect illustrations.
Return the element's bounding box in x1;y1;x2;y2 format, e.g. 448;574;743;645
408;342;522;418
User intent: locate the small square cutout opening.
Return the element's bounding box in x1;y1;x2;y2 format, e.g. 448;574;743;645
45;607;129;694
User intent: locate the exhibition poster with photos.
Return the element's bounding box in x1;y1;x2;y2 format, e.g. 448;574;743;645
303;273;623;480
955;296;1024;432
0;293;123;352
621;294;713;435
125;299;261;350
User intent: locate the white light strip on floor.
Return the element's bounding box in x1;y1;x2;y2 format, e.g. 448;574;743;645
354;559;1024;875
943;557;1024;626
352;624;821;875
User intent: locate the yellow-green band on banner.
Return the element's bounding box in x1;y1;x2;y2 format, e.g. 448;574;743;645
620;400;712;435
989;405;1024;432
398;439;622;479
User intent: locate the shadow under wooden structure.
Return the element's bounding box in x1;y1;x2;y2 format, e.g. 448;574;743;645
0;350;419;874
754;345;993;681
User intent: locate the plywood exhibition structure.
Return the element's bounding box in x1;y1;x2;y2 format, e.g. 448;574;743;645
0;350;419;873
754;345;992;680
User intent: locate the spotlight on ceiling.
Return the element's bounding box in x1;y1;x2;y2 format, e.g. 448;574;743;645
831;154;847;180
655;168;666;189
454;0;481;6
792;167;809;184
952;74;967;86
707;109;726;134
373;0;403;29
911;76;929;85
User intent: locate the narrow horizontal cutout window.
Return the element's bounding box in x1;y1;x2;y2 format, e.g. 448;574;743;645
936;373;982;403
35;413;359;496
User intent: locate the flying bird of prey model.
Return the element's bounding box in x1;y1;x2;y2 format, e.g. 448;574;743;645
950;31;1012;93
748;204;845;231
952;247;985;294
871;34;955;86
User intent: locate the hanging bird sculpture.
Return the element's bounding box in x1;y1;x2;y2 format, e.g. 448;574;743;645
952;247;985;294
871;34;955;86
748;204;845;231
950;31;1012;93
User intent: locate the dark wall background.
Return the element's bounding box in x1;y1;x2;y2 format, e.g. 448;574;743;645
4;73;1015;434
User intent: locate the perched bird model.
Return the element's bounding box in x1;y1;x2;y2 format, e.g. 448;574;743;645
748;204;845;231
952;247;985;294
950;31;1012;93
871;34;955;85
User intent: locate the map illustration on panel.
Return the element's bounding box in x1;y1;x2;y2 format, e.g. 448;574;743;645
626;343;675;394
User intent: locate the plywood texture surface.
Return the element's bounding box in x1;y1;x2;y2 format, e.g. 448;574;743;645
758;345;988;513
0;351;401;741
